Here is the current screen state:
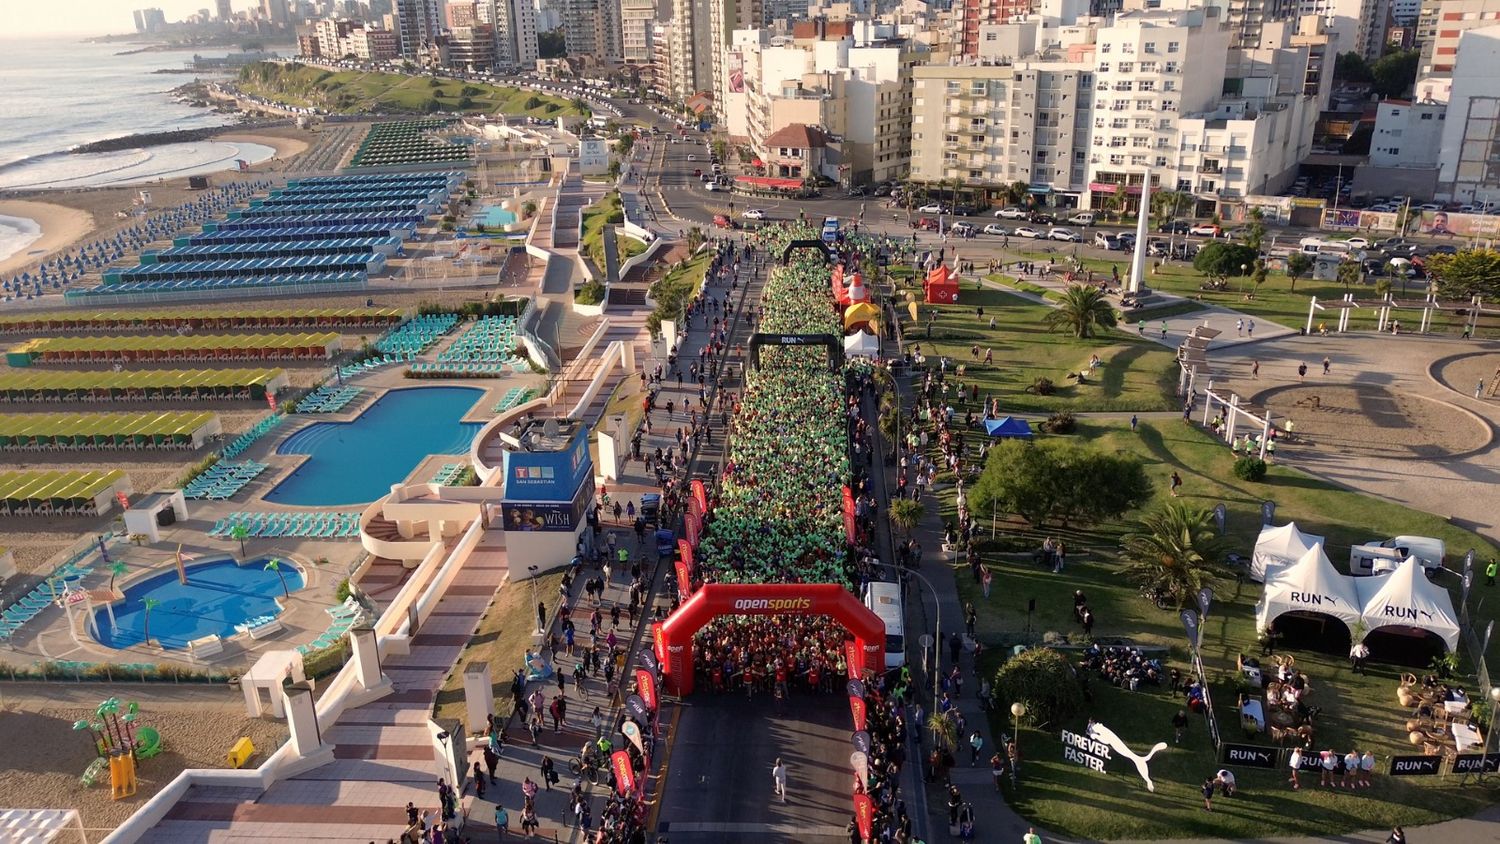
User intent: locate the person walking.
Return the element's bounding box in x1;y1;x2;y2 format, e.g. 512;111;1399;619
1169;471;1182;497
1023;829;1043;844
1486;558;1497;586
772;758;788;802
1298;363;1308;380
1172;709;1188;744
969;730;984;766
540;755;557;791
1201;777;1216;811
1246;319;1255;337
1236;318;1244;337
494;803;509;840
1322;356;1331;375
1288;746;1302;789
1251;360;1260;379
1387;827;1406;844
1130;414;1138;432
991;751;1007;791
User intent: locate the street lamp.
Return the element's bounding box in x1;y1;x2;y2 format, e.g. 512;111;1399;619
1010;701;1027;741
527;564;542;634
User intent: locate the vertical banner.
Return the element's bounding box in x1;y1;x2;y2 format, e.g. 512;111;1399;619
1261;500;1276;525
115;491;130;512
638;647;659;677
674;559;692;602
652;623;667;667
267;392;278;412
1463;549;1475;608
1197;588;1213;623
1180;609;1200;650
843;639;864;679
677;539;695;576
636;668;658;712
853;793;875;841
691;479;708;517
850;750;870;788
842;486;857;544
611;750;636;795
684;512;702;548
849;695;867;732
621;719;645;755
1212;503;1227;536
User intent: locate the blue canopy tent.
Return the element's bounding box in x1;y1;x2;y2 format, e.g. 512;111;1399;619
983;416;1033;438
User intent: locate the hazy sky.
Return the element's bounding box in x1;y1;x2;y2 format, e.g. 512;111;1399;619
6;1;230;37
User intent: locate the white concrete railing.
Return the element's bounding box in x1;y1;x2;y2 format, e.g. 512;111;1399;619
567;340;632;423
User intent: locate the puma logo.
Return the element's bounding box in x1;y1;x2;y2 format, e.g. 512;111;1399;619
1088;721;1169;792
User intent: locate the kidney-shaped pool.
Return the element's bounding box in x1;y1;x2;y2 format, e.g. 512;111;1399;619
93;557;304;650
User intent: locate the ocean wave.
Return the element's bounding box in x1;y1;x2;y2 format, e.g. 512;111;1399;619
0;215;46;265
0;142;274;191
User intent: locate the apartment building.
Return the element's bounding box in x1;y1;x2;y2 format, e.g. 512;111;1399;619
711;0;766;124
663;0;712;101
1370;99;1447;167
1435;25;1500;202
958;0;1038;57
393;0;443;58
1291;0;1388;57
622;0;657;65
306;17;401;60
1417;0;1500;78
652;21;675;100
477;0;538;69
740;20;920;185
564;0;623;61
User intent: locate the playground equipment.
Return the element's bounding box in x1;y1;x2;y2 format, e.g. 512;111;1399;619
227;736;256;768
72;698;163;792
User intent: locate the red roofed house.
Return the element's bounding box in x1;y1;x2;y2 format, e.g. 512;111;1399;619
762;123;828;181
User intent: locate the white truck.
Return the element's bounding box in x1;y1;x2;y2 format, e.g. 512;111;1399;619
1349;535;1446;576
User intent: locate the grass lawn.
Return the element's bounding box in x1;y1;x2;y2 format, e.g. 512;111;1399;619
1001;246;1498;337
646;249;712;335
897;286;1181;413
935;419;1500;838
433;571;567;729
236;62;584;118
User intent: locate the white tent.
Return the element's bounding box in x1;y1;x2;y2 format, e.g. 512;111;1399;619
1250;521;1326;582
1358;558;1461;652
843;332;880;358
1256;543;1364;636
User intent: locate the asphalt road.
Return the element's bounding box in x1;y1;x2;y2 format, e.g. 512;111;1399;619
656;694;854;844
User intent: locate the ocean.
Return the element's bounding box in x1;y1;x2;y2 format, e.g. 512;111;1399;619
0;37;235;169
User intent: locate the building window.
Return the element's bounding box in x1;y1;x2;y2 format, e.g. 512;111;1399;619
1139;80;1155;91
1156;156;1168;166
1388;147;1400;155
971;81;986;95
1167;41;1180;52
1163;81;1176;91
1101;42;1111;52
1110;154;1125;165
1119;62;1133;72
1144;41;1157;53
1098;63;1110;72
1421;112;1434;120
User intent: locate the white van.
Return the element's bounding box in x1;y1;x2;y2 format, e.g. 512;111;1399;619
1361;535;1446;570
862;580;906;672
1299;237;1326;254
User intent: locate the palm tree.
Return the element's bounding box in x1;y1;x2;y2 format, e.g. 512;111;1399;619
108;561;128;592
1336;258;1362;292
927;711;958;752
141;598;161;648
231;522;249;557
1001;181;1030;208
888;499;926;539
1151;190;1188;227
1043;285;1119;339
265;558;291;598
1119;502;1231;608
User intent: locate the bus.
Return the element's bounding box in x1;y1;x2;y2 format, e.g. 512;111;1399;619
822;216;840;243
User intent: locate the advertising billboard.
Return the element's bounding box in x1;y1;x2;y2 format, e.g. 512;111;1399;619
728;51;745;93
501;477;594;533
1418;210;1500;238
503;425;592;502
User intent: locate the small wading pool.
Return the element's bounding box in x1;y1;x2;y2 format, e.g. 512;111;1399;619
92;557;303;650
473;205;518;228
265;386;484;507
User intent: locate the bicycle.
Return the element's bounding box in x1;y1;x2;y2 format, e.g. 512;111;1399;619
1139;584;1173;610
568;747;602;784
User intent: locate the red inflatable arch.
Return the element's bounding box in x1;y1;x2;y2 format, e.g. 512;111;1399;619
652;583;886;695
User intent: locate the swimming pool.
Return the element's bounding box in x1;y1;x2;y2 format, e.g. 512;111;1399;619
265;386;484;507
474;205;518;228
92;557;303;650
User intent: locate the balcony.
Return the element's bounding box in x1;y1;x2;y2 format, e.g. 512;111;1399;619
1199;163;1223;174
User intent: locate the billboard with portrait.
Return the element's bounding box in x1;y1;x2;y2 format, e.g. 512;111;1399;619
502;476;594;533
1321;208;1398;233
1418;210;1500;238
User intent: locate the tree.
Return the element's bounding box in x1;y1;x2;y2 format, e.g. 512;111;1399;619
525;95;542;110
1375;276;1393;300
537;30;567;59
571;97;591;118
1151;190;1189;226
1119;502;1232;607
1426;249;1500;299
1249;259;1269;298
927;711;958;752
265;558;291;598
993;647;1085;729
230;522;249;557
1336;257;1362;291
141;597;161;648
457;95;475;110
1000;181;1031;208
522;200;538;218
1371;49;1420;99
608;160;622;180
1334;51;1372;83
1043;285;1118;339
1285;252;1312;292
888;498;926;538
1192;242;1260;285
971;440;1150;527
1245;208;1266;251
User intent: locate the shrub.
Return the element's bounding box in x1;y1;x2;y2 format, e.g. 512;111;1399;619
176;453;222;487
1026;376;1056;396
301;641;351;678
335;577;352;603
993;647;1085;729
575;279;606;305
1232;456;1268;481
1040;411;1076;434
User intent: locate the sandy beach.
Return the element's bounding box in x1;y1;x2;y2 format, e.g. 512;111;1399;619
0;200;95;277
216;131;310;164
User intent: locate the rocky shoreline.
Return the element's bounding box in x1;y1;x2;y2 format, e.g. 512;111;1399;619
70;127;233;155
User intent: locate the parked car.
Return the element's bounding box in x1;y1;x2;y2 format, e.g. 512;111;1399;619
1094;232;1122;250
994;207;1029;220
705;182;720;191
847;186;868;197
1189;223;1222;237
742;209;767;220
983;224;1010;236
1343;237;1371;249
1147;239;1170;257
1029;212;1057;225
918;203;948;214
687;153;697;160
1158;221;1192;234
713;214;735;228
1378;238;1418;256
1048;227;1081;242
1069;212;1096;226
1116;232;1136;248
1013;226;1042;239
873;184;893;196
954;205;978;217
